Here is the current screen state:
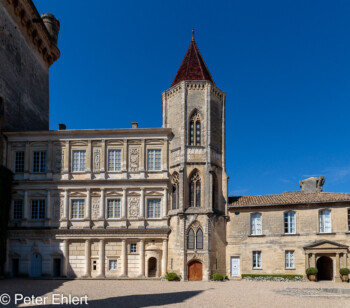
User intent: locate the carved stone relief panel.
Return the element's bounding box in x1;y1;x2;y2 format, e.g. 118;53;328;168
53;198;63;220
54;148;64;173
92;198;100;219
129;148;139;172
93;148;101;171
128;197;139;218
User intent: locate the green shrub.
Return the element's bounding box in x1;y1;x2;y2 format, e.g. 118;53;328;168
241;274;303;281
306;267;318;275
224;275;229;280
340;268;350;275
212;273;224;281
165;272;180;281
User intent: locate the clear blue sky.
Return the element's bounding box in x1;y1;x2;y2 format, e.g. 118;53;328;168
34;0;350;196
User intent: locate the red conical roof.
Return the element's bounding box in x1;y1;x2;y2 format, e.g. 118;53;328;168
171;30;215;87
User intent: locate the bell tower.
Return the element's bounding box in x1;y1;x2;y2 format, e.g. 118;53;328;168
163;30;228;280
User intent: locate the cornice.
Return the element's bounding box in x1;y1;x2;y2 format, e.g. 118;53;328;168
5;0;60;67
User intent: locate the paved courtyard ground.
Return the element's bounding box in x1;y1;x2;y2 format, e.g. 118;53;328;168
0;279;349;307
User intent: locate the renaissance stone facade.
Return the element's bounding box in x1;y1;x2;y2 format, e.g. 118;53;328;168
2;1;350;282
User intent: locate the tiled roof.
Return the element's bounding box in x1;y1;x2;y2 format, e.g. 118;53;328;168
171;33;214;87
228;192;350;208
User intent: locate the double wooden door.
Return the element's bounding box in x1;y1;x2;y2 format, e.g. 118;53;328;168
188;261;202;281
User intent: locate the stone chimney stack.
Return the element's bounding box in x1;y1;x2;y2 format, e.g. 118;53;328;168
299;176;325;193
41;13;60;46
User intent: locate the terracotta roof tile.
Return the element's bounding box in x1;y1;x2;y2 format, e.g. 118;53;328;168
171;35;214;87
228;192;350;208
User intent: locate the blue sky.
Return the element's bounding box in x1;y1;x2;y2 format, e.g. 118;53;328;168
34;0;350;196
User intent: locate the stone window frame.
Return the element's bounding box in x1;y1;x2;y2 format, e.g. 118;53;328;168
107;148;122;172
250;213;262;236
71;149;86;173
106;198;121;219
130;243;137;254
109;259;118;271
13;199;24;220
171;172;179;210
189;170;201;208
30;199;46;220
146;148;162;172
318;209;332;233
189;110;202;146
70;198;85;220
187;222;204;250
32;150;47;173
14;151;25;173
146;197;162;219
283;211;296;234
252;251;262;269
285;250;295;269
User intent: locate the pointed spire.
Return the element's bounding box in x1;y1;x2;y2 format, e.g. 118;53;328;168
171;30;215;87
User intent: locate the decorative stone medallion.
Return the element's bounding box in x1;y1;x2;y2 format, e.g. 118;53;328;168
128;197;139;218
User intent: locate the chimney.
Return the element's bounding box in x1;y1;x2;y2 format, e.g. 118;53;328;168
41;13;60;45
131;122;138;129
299;176;325;193
59;123;66;130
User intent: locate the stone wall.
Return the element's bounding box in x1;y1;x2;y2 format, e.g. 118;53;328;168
226;203;350;278
0;2;49;132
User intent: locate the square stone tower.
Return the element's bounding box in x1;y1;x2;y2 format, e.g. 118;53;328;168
163;31;228;280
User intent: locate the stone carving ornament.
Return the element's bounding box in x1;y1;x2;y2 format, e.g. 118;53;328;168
93;149;101;170
55;149;64;173
53;198;63;219
129;148;139;172
128;197;139;218
92;198;100;219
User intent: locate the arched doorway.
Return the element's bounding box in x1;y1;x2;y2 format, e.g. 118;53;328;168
30;253;42;277
317;256;333;280
188;260;202;281
148;257;157;278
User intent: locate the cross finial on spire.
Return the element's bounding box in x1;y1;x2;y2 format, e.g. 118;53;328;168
192;28;195;41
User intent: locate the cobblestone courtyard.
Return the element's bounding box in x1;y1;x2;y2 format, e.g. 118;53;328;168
1;279;350;307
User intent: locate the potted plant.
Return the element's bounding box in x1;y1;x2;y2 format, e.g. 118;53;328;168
339;268;350;282
306;267;318;281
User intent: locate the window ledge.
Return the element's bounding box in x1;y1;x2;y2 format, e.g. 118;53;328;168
316;232;336;235
252;268;263;270
282;233;300;236
248;235;265;237
345;232;350;235
285;268;296;270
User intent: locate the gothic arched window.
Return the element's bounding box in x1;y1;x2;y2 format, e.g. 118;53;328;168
171;172;179;210
189;112;201;146
196;229;203;249
188;229;195;249
190;171;201;207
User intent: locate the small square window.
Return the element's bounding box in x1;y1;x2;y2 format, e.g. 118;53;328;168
130;243;137;253
109;260;117;270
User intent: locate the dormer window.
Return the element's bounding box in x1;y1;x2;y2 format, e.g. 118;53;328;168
189;112;201;146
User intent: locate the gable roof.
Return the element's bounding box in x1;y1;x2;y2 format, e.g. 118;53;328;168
171;31;214;87
228;192;350;208
303;240;348;249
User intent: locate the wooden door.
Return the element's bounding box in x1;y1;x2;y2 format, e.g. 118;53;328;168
188;261;202;281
